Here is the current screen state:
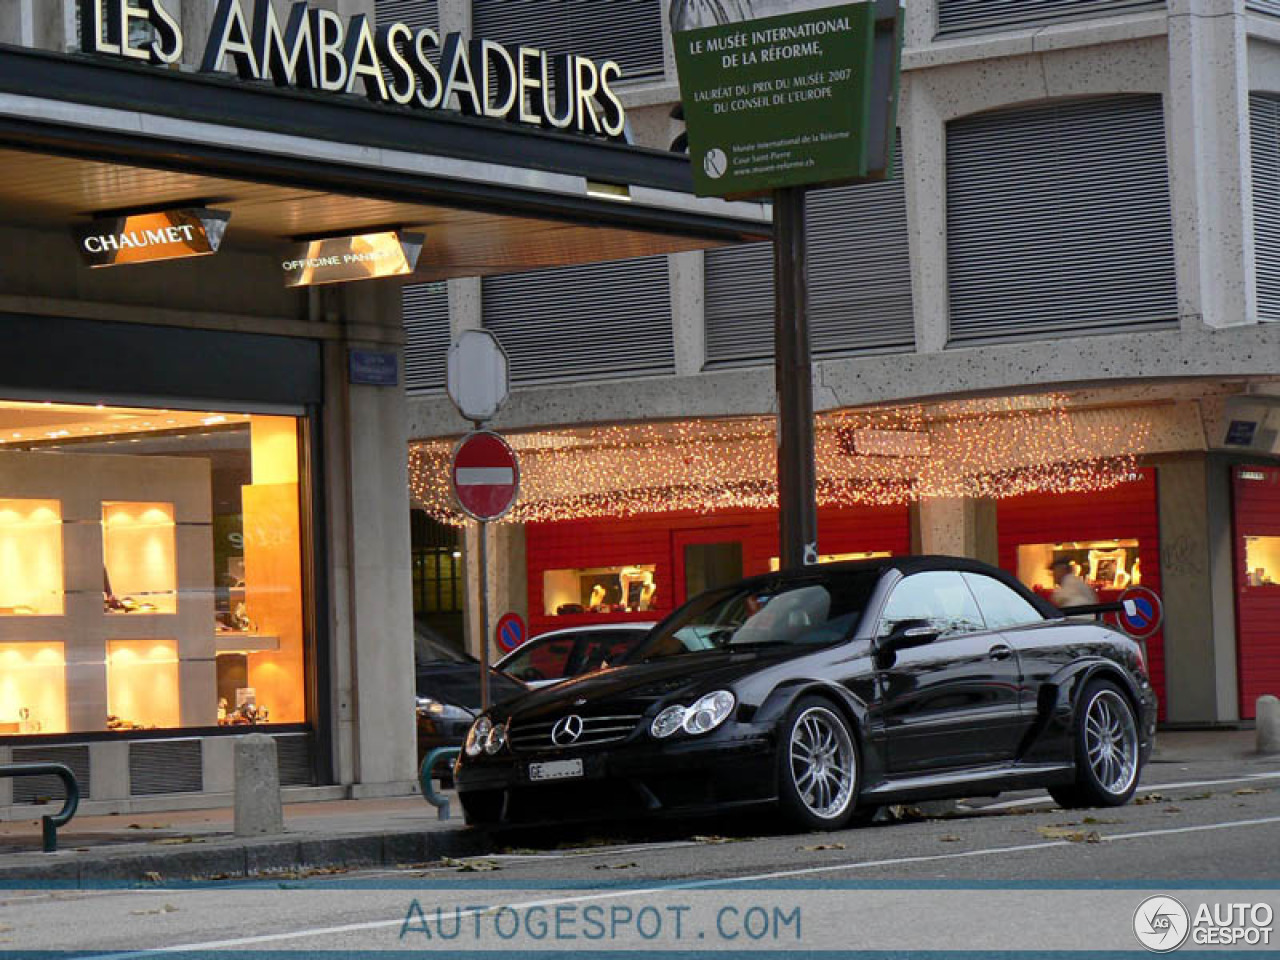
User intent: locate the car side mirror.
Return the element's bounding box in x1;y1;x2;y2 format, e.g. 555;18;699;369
882;619;941;653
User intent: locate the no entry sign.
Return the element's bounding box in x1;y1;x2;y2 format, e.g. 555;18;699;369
451;430;520;521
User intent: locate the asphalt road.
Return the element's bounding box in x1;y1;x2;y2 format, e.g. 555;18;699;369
5;760;1280;956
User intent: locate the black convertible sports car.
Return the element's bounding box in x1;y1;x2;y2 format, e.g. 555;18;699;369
455;556;1157;830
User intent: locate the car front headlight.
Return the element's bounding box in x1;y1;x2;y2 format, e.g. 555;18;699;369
650;704;686;739
650;690;736;739
683;690;735;735
416;697;475;723
484;721;508;755
465;715;492;757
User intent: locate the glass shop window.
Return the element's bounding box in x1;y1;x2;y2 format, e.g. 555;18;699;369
1016;539;1143;600
0;400;310;737
543;564;658;615
1243;536;1280;587
768;550;891;571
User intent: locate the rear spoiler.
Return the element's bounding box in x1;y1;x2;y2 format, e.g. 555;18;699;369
1056;602;1123;619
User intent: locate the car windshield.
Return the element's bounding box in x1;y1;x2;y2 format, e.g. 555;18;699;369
624;571;881;662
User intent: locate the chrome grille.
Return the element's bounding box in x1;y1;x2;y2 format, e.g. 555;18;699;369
509;715;642;752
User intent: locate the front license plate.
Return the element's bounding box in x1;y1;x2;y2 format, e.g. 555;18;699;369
528;758;584;782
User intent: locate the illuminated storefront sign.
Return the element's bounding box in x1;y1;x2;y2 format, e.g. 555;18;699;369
74;207;230;268
79;0;627;139
280;230;424;287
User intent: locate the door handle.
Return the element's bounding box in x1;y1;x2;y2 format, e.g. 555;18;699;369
988;644;1013;661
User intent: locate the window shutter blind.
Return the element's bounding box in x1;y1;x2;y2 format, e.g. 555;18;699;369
1251;94;1280;322
482;257;673;385
937;1;1163;35
1248;1;1280;15
472;0;665;81
947;95;1177;343
704;143;913;368
375;0;439;32
404;282;450;393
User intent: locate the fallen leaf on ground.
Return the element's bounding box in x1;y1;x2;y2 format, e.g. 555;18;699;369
441;856;500;873
692;835;750;845
1163;806;1182;814
1234;788;1262;796
1178;792;1213;801
939;835;962;843
1134;793;1165;805
141;871;163;884
151;837;202;846
593;862;638;871
129;904;178;916
498;848;539;856
1037;826;1103;843
797;843;846;852
1082;817;1120;825
127;823;170;830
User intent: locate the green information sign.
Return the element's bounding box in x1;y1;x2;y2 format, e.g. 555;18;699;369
674;2;878;198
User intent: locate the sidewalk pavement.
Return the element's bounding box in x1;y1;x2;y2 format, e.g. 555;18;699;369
0;729;1272;886
0;790;490;887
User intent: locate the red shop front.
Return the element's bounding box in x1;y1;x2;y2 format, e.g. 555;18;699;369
525;504;911;637
996;470;1165;718
1232;465;1280;720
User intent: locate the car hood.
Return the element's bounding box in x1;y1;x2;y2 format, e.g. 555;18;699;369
492;647;800;721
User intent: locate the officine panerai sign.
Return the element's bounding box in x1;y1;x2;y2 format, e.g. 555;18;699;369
79;0;627;140
75;208;231;268
281;231;424;287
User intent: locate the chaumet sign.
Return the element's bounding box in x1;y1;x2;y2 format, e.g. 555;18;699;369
79;0;627;139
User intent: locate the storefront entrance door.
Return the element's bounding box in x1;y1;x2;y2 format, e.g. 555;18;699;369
673;527;749;606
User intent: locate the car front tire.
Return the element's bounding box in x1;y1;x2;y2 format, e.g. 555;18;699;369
777;696;862;830
1050;678;1142;809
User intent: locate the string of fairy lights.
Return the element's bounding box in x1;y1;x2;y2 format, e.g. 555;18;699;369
409;394;1151;525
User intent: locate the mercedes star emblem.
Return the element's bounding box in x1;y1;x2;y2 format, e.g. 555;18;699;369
551;714;585;746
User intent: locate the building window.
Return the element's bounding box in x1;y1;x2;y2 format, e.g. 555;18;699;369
404;282;450;393
375;0;440;32
482;256;673;385
544;564;658;616
936;1;1164;36
704;141;912;368
472;0;665;81
0;402;309;736
1251;94;1280;322
947;95;1177;344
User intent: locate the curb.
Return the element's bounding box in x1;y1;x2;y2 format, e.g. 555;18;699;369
0;826;496;887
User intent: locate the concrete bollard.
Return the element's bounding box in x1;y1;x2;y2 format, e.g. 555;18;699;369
234;734;284;837
1259;696;1280;756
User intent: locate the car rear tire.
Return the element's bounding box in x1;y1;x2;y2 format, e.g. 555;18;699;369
1049;678;1142;809
777;696;861;830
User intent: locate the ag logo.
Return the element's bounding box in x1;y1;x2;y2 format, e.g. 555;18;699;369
1134;895;1190;952
551;714;584;746
703;147;728;180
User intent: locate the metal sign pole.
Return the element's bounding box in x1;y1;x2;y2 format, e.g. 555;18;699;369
478;518;491;711
774;185;818;570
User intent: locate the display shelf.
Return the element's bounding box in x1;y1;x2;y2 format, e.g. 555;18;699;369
102;501;177;615
215;632;281;654
0;641;67;734
106;637;180;730
0;499;63;616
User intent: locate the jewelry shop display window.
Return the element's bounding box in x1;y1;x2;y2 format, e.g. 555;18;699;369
543;564;659;615
0;400;310;737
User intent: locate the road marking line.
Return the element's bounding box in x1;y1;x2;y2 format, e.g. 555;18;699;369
979;771;1280;811
74;814;1280;960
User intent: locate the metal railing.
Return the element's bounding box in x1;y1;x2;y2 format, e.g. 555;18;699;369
0;762;80;852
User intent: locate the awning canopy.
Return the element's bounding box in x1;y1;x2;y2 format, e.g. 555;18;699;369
0;46;771;279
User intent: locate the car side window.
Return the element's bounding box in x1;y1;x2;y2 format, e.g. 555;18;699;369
962;573;1045;630
877;571;985;640
575;632;640;675
504;638;574;682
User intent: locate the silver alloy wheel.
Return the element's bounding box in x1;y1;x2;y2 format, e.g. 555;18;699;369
788;706;856;820
1084;688;1139;796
